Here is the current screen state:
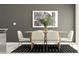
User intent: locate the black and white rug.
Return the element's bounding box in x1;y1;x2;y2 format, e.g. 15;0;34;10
12;44;78;53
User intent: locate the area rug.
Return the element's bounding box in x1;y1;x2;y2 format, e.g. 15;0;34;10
11;44;78;53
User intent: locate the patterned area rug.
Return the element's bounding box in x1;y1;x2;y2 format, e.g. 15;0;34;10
12;44;78;53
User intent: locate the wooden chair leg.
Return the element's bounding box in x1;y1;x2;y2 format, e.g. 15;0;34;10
57;42;60;51
31;42;34;49
57;32;61;51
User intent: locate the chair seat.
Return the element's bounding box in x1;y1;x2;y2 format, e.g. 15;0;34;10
32;40;59;43
61;38;72;41
47;41;59;43
32;39;44;41
32;40;44;43
20;38;30;41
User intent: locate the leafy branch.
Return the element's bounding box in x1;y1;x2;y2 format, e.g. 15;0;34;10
39;16;52;27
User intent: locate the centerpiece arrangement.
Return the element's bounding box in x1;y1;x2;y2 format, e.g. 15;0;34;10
39;16;52;31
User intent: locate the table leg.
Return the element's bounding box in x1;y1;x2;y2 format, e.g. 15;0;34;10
44;32;47;44
44;31;48;51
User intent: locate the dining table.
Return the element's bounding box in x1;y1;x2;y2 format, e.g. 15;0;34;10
24;30;67;50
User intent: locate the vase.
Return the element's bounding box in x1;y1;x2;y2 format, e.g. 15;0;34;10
44;26;48;32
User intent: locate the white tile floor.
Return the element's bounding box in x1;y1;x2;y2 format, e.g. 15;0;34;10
6;42;31;53
6;42;79;53
0;43;6;53
6;42;19;53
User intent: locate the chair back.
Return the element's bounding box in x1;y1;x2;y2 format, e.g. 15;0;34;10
17;30;23;41
68;30;74;41
32;31;44;41
47;31;58;41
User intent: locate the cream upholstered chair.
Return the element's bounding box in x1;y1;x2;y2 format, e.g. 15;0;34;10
32;30;44;44
17;30;30;45
47;31;60;43
61;30;74;42
47;31;60;49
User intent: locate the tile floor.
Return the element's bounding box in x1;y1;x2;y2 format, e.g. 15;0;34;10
0;43;6;53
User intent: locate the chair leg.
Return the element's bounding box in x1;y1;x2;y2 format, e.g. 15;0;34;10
57;31;61;51
57;42;60;51
31;42;34;49
18;42;22;46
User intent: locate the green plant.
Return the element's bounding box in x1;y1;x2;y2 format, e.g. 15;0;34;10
40;16;52;29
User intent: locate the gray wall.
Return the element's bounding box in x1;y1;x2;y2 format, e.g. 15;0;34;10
0;4;75;42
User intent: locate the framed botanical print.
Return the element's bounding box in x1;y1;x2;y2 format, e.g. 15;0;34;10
32;10;58;28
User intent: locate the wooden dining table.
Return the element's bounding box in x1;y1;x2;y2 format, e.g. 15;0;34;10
24;30;67;50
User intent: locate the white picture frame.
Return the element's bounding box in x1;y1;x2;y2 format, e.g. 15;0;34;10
32;10;58;28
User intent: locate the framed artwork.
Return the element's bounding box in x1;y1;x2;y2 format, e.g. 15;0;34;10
32;10;58;28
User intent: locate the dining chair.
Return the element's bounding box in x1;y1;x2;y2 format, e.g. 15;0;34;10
47;31;60;49
32;30;44;44
61;30;74;42
17;30;30;45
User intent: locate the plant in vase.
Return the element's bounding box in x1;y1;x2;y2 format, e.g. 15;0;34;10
39;16;52;31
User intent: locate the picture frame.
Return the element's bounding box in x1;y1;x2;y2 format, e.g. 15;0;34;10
32;10;58;28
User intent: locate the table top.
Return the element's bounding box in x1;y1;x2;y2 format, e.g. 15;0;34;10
24;30;68;33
